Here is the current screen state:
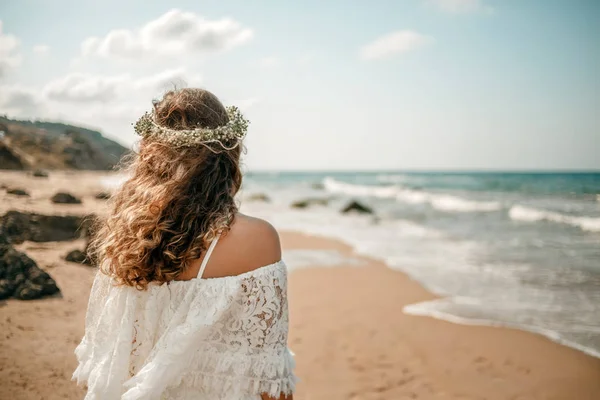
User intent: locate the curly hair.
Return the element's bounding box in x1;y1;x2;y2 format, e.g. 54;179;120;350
89;88;243;289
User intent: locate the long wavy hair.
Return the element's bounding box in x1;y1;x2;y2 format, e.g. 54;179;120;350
90;88;243;289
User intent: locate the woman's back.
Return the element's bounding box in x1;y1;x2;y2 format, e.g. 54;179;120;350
178;214;283;281
74;216;296;400
72;89;296;399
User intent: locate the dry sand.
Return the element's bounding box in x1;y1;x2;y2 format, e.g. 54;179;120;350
1;171;599;400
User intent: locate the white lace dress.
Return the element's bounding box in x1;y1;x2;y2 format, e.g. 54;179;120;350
72;238;296;400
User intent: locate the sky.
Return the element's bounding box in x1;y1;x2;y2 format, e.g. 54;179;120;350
0;0;599;171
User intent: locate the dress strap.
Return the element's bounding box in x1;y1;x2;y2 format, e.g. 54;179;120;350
197;234;221;279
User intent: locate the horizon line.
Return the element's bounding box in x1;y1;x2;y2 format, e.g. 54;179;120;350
245;168;600;174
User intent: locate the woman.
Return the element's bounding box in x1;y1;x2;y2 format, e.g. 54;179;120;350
73;88;296;400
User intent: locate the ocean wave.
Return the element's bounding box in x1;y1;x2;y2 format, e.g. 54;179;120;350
376;174;410;184
323;177;398;198
509;205;600;232
323;177;501;213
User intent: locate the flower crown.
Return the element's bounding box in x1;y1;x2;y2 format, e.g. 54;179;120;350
133;106;249;149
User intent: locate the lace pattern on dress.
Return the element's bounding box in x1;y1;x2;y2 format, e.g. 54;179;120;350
73;261;296;400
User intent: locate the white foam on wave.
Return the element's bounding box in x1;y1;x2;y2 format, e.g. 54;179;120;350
323;177;398;198
323;177;501;213
396;189;501;212
404;299;600;359
509;205;600;233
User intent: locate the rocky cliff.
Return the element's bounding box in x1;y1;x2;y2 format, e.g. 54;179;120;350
0;117;128;170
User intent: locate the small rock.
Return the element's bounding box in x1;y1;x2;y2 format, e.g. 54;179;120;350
31;169;49;178
0;229;9;245
291;198;330;209
15;282;45;300
65;249;89;265
51;192;82;204
6;188;29;197
341;200;373;215
246;193;270;202
291;200;310;209
0;210;90;243
0;244;60;300
0;279;14;299
84;240;97;267
94;192;111;200
311;183;325;190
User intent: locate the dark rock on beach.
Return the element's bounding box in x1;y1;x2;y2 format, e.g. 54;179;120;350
65;249;91;265
94;191;111;200
341;200;373;215
6;188;30;197
0;243;60;300
31;169;49;178
247;193;270;202
51;192;82;204
0;142;26;170
0;230;9;245
311;183;325;190
0;210;90;244
65;249;85;263
291;198;330;209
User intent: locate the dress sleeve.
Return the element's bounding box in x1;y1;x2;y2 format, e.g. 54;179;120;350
230;262;297;397
121;261;297;400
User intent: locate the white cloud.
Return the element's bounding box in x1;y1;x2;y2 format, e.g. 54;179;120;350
1;69;205;145
425;0;494;14
32;44;50;55
133;68;200;92
43;73;126;103
360;31;432;61
0;21;22;78
42;68;201;103
0;86;43;117
81;9;253;60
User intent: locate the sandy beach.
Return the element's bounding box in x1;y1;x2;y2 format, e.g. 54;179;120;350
1;171;599;400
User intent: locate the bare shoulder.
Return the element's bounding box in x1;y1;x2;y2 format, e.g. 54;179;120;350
227;213;282;261
200;213;282;278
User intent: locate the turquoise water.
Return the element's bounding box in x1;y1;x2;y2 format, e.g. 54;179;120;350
247;171;600;196
241;172;600;357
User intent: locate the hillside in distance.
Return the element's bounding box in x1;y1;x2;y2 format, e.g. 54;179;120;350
0;116;129;170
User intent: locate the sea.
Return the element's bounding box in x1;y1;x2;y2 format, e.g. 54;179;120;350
237;171;600;359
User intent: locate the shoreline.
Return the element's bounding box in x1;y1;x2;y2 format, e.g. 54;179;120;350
301;227;600;362
404;301;600;361
279;226;600;361
283;230;600;358
282;231;600;399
